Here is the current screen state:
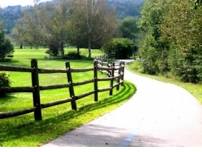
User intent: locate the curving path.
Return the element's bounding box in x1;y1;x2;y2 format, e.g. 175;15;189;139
43;68;202;147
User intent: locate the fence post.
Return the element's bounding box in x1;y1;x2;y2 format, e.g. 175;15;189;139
31;59;42;121
121;62;125;86
66;62;77;111
116;62;122;91
107;63;111;77
110;62;115;96
94;60;98;102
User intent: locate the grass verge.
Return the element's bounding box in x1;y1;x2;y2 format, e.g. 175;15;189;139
128;61;202;104
0;82;136;147
0;48;136;146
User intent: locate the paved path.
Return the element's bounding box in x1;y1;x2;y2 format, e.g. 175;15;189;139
43;69;202;147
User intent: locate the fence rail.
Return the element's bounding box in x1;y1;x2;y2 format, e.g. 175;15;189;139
0;59;125;121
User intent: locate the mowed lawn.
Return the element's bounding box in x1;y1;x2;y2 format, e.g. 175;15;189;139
0;48;136;146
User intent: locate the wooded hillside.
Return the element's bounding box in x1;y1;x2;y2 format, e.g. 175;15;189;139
0;0;144;34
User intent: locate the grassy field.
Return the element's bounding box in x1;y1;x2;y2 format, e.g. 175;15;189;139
0;48;136;146
128;61;202;104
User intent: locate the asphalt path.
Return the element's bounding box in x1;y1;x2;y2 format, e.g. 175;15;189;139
43;68;202;147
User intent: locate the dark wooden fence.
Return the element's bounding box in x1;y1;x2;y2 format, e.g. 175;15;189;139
0;59;125;121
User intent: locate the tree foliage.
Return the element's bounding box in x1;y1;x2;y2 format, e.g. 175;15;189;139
138;0;170;74
0;73;10;97
0;6;23;34
119;17;139;41
11;0;117;58
139;0;202;82
12;1;70;56
108;0;144;18
103;38;135;59
67;0;117;58
161;0;202;82
0;26;13;59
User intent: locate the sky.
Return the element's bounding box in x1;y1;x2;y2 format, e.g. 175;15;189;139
0;0;52;8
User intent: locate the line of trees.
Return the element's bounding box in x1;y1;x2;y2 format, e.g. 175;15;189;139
11;0;118;58
0;0;143;35
138;0;202;83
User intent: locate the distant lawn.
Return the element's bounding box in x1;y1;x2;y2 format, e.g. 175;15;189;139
128;61;202;104
10;47;103;63
0;48;136;146
64;47;104;58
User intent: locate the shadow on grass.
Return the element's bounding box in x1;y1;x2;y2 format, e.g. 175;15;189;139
39;58;93;64
0;59;29;67
0;57;93;68
0;58;13;63
0;95;18;106
0;82;136;146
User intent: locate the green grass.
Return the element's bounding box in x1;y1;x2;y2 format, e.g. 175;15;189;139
128;61;202;104
64;47;104;58
0;48;136;146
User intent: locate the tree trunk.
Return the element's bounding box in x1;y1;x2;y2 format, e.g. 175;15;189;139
86;0;92;59
20;43;23;49
88;39;92;58
77;46;80;56
60;42;64;57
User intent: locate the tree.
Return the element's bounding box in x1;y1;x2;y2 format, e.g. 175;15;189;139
103;38;135;59
138;0;170;74
108;0;144;18
11;0;117;58
11;19;27;49
67;0;87;56
138;0;202;82
161;0;202;82
0;6;23;34
42;0;70;57
119;16;139;41
68;0;117;58
12;7;44;48
12;0;70;57
0;27;13;59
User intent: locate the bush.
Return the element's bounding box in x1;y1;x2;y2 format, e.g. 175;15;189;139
46;43;59;57
63;52;82;60
0;73;10;97
169;48;201;83
0;31;14;59
103;38;136;59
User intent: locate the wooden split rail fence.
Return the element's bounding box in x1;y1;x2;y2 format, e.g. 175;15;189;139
0;59;125;121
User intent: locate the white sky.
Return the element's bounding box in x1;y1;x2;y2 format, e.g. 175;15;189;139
0;0;52;8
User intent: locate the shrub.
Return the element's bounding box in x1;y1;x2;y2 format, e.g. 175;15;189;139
46;43;59;57
168;47;201;83
103;38;136;59
0;31;14;59
63;52;82;60
0;73;10;97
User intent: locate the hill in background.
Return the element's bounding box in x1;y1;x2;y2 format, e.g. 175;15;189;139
0;0;144;34
109;0;144;18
